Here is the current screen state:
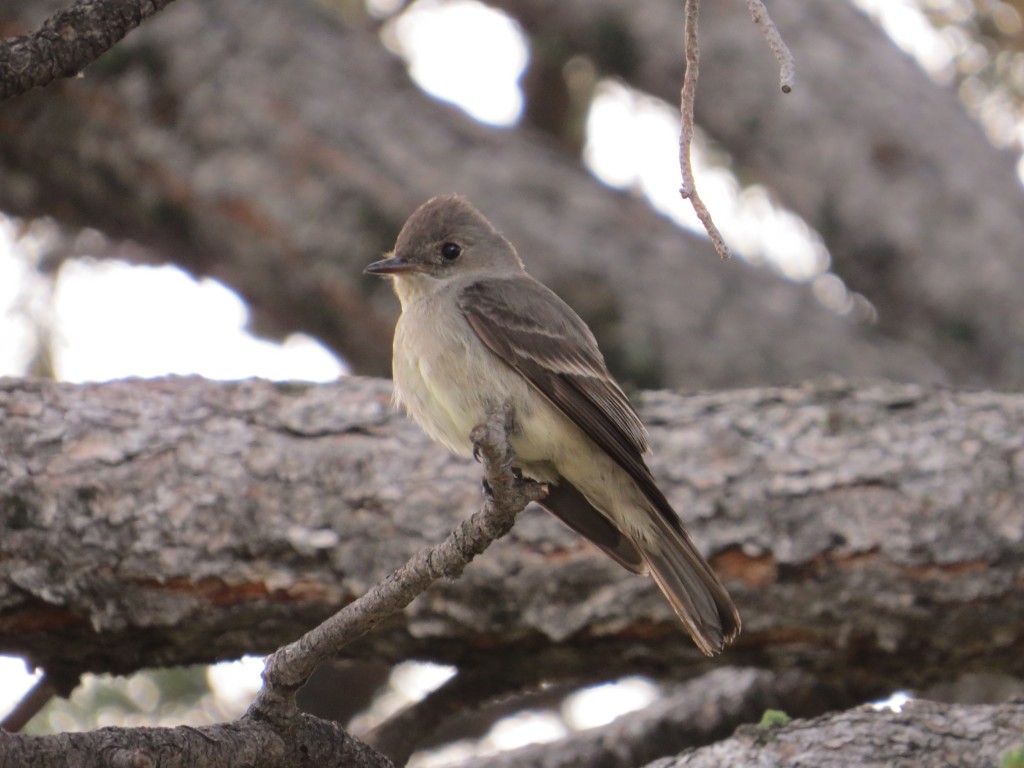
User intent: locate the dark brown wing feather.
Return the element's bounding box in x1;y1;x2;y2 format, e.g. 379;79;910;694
458;276;679;530
537;480;646;573
459;276;741;653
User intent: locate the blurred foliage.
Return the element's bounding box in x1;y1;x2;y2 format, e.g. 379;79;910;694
757;708;793;729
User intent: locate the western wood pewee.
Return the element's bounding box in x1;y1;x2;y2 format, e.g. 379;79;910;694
366;195;740;654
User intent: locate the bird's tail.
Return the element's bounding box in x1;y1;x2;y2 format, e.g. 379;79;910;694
635;511;741;656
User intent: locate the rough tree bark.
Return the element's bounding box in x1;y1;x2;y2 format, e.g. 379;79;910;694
2;376;1022;706
488;0;1024;388
0;713;393;768
0;0;944;388
647;699;1024;768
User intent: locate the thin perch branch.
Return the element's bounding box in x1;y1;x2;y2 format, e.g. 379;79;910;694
678;0;731;260
246;405;547;723
745;0;796;93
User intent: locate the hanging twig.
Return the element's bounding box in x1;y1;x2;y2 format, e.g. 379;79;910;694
678;0;731;260
746;0;796;93
679;0;795;260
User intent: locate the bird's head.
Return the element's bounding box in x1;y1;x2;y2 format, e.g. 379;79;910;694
366;196;524;297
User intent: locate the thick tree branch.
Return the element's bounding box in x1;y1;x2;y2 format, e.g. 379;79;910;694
0;712;391;768
2;402;545;766
247;406;546;721
0;0;176;101
647;699;1024;768
1;376;1022;705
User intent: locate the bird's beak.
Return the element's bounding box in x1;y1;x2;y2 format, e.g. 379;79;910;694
364;255;424;275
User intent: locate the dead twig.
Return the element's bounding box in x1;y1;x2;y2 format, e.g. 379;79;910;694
678;0;795;259
745;0;796;93
678;0;731;260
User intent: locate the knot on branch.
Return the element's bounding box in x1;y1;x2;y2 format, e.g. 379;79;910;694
470;402;515;470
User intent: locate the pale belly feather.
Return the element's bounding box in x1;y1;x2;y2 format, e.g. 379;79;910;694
393;290;518;456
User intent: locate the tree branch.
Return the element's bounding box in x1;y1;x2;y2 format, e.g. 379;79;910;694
648;698;1024;768
247;405;546;722
0;713;392;768
1;403;545;766
677;0;793;259
0;0;176;101
5;685;1021;767
744;0;794;93
1;377;1022;702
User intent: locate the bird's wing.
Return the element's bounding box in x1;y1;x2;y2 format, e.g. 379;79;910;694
458;276;679;522
460;277;741;654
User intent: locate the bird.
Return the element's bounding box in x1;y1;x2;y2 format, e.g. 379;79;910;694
365;194;740;655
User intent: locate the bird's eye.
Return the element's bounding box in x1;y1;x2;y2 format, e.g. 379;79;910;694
440;242;462;261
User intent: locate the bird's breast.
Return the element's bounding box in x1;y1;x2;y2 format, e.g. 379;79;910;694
391;287;573;485
392;292;512;456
